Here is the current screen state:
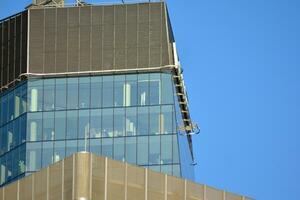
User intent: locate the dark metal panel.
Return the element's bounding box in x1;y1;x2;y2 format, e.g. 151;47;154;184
56;8;68;73
138;47;149;68
0;23;3;87
79;6;91;71
67;7;80;72
102;48;113;70
15;16;21;78
138;3;150;23
29;9;44;73
103;5;114;25
115;48;125;70
21;11;28;75
3;21;9;86
9;19;15;83
44;8;56;73
161;5;170;66
91;6;103;71
126;47;137;69
126;4;137;49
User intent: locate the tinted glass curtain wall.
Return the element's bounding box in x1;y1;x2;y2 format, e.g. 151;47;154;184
0;72;193;186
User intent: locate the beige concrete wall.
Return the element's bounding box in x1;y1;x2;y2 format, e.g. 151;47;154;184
0;152;251;200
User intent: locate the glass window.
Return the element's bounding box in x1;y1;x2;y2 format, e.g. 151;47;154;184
54;141;65;163
20;115;26;143
91;77;102;108
0;155;6;184
8;92;15;120
125;137;136;164
67;78;79;109
161;73;174;104
13;118;20;147
90;109;101;138
161;135;173;164
27;112;43;141
1;95;8;125
14;85;26;118
66;140;77;157
6;152;12;181
102;138;113;158
126;107;137;136
26;142;42;172
102;76;113;108
43;79;55;111
161;105;174;134
78;110;90;139
114;75;125;107
149;73;161;105
42;141;53;168
55;111;66;140
0;127;7;155
149;136;160;165
43;112;55;140
55;78;67;110
28;80;43;112
148;165;160;173
173;164;181;177
137;107;148;135
66;110;78;139
114;108;125;137
20;83;27;115
102;108;113;137
161;165;172;176
114;137;124;161
79;77;90;109
12;148;19;178
19;144;26;174
149;106;160;135
78;139;89;152
173;135;179;163
137;136;148;165
7;123;14;150
125;74;137;106
138;74;149;106
90;138;101;155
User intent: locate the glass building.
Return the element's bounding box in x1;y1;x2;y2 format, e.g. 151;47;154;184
0;0;196;187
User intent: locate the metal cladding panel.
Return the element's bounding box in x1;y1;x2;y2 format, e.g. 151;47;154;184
9;19;16;83
0;24;2;87
27;2;174;76
56;8;68;73
15;16;21;77
44;8;56;73
2;21;9;86
29;9;44;73
21;12;28;75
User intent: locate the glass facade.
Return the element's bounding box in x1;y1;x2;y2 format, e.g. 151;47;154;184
0;72;194;186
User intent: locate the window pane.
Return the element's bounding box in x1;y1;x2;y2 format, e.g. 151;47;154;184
149;106;160;135
12;148;19;178
114;75;125;107
114;108;125;137
79;77;90;109
54;141;65;163
78;139;89;152
67;78;78;109
114;137;124;161
19;144;26;174
26;142;42;172
137;136;148;165
20;115;26;143
13;118;20;147
91;77;102;108
137;107;148;135
43;79;55;111
55;78;66;110
125;137;136;164
173;164;181;177
7;123;13;151
55;111;66;140
1;95;8;125
27;112;43;141
149;73;161;105
102;138;113;158
28;80;43;112
90;109;101;138
6;152;12;181
149;136;160;165
161;165;172;176
43;112;55;140
66;140;77;157
102;76;113;108
173;135;179;163
42;141;53;168
161;135;172;164
126;107;137;136
102;108;113;137
125;74;137;106
161;73;174;104
138;74;149;106
161;105;173;134
66;110;78;139
78;110;90;139
90;138;101;155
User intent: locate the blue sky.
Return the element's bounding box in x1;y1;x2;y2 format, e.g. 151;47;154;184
1;0;300;199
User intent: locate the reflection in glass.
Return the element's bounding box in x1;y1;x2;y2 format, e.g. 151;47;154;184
90;138;101;155
149;106;160;135
137;107;148;135
161;135;172;164
43;79;55;111
149;136;160;164
79;77;90;108
27;112;43;141
55;78;67;110
78;139;89;152
161;73;174;104
138;74;149;106
66;110;78;139
54;141;65;163
42;141;53;168
90;109;101;138
125;137;136;164
137;136;148;165
114;137;124;161
78;110;90;139
28;80;43;112
55;111;66;140
91;77;102;108
149;73;161;105
26;142;41;172
102;138;113;158
161;105;173;134
125;74;137;106
114;75;125;107
126;107;136;136
66;140;77;157
102;109;113;137
114;108;125;137
102;76;113;108
43;112;55;140
67;78;78;109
